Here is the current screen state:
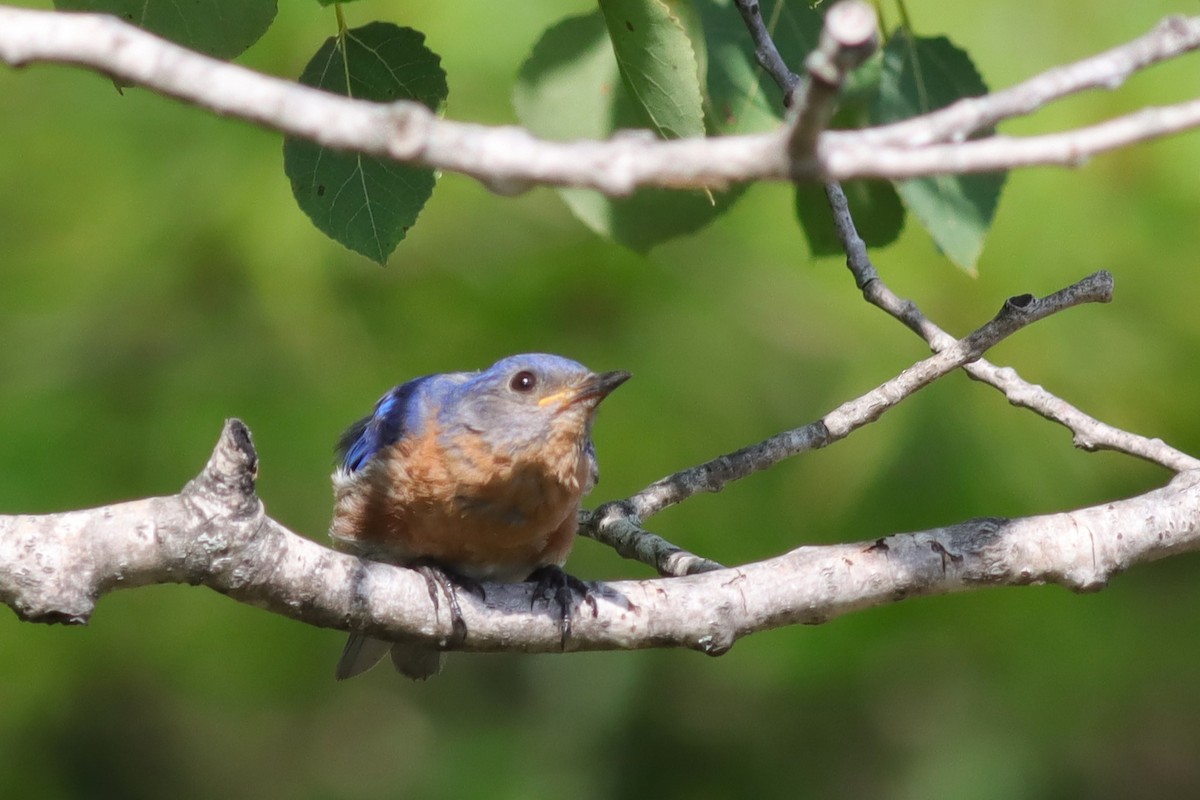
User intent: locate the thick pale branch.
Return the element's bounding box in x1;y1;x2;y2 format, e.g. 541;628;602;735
4;421;1200;657
1;8;1198;192
622;272;1112;520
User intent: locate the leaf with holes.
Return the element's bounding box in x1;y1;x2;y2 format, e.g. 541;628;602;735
283;23;447;265
872;31;1005;272
54;0;276;60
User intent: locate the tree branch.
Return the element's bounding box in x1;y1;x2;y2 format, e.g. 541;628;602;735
732;0;800;101
579;502;726;577
1;7;1199;192
603;271;1111;524
4;420;1200;658
824;181;1200;473
859;14;1200;147
821;99;1200;178
734;2;1198;476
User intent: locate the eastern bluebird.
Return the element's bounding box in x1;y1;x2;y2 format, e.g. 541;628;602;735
330;353;630;680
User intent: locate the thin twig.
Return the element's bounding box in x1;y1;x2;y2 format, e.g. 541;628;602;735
733;0;800;99
625;272;1113;520
594;0;1198;569
824;182;1200;472
858;14;1200;147
819;99;1200;178
578;502;725;577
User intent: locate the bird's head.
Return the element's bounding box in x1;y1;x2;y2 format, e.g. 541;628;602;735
451;353;630;452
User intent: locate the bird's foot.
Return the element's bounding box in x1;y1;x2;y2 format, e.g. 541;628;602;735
409;559;486;645
527;565;598;649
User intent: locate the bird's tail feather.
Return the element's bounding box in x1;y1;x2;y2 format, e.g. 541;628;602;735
390;641;443;681
335;634;443;681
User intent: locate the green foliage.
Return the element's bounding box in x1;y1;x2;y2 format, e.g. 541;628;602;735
282;22;447;265
514;11;742;253
63;0;1010;267
794;179;905;255
871;31;1007;272
695;0;822;135
598;0;706;139
53;0;276;60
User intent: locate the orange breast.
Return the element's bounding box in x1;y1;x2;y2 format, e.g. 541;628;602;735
330;421;591;582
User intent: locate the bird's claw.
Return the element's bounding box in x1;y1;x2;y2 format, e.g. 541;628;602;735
527;565;597;649
410;559;486;645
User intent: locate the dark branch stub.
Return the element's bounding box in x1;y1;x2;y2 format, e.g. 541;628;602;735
1007;293;1035;309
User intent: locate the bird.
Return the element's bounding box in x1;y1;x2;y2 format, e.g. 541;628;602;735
329;353;630;680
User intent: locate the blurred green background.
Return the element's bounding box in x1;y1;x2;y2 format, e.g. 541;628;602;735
3;1;1200;797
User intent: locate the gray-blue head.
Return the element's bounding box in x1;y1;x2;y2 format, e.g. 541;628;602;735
447;353;630;451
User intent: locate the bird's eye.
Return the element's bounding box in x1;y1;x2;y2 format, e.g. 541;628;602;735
510;370;538;393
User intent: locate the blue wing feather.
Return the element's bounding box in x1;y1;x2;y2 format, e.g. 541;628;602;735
336;378;425;473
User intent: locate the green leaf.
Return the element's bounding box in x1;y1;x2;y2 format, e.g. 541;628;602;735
871;31;1005;272
794;180;905;256
694;1;900;254
515;11;742;253
696;0;823;134
53;0;276;60
597;0;705;140
830;49;884;129
283;23;447;265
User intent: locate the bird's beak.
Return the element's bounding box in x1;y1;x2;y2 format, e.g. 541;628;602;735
539;370;631;409
576;370;632;405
